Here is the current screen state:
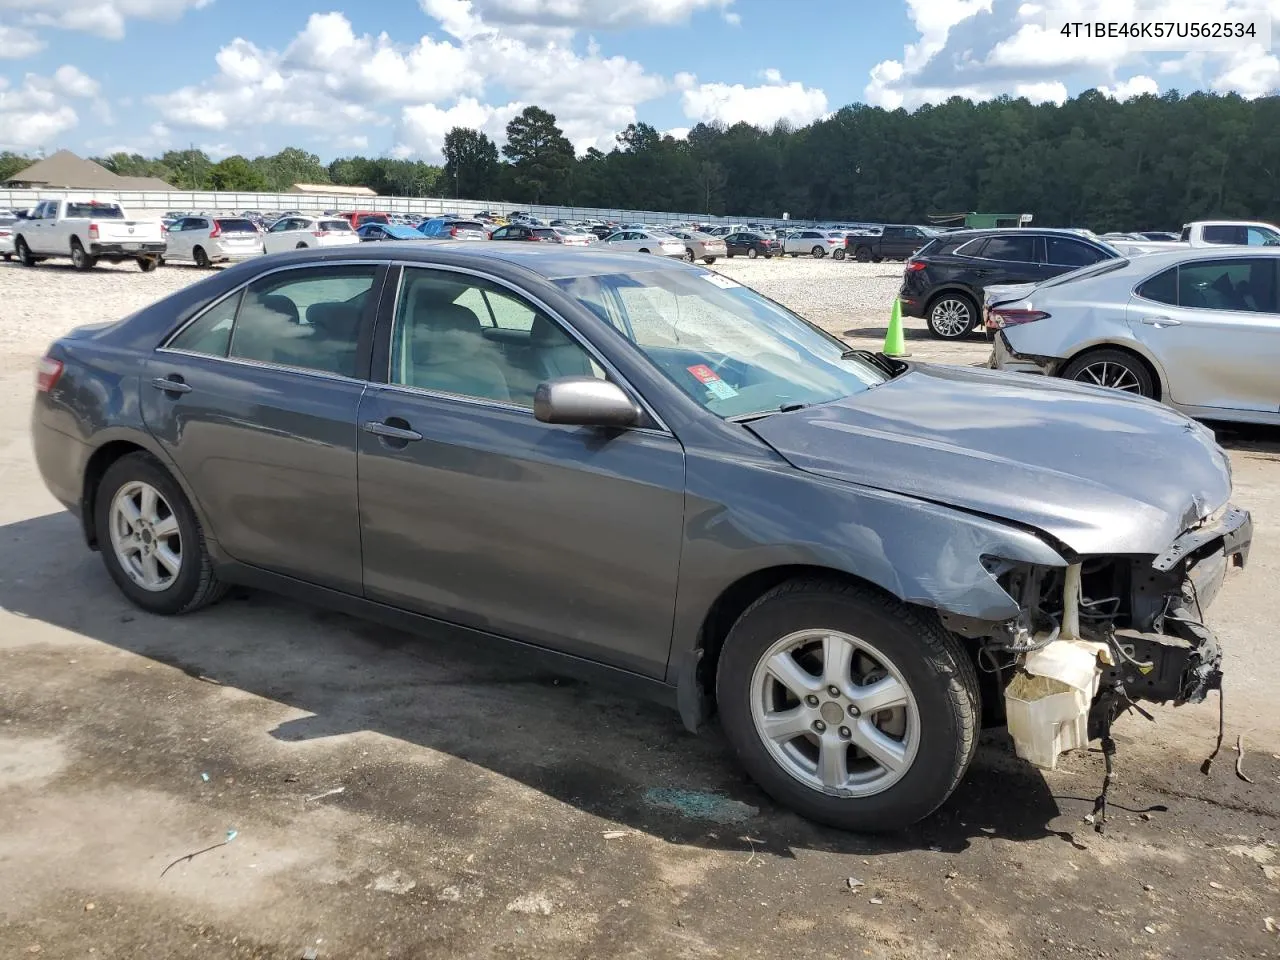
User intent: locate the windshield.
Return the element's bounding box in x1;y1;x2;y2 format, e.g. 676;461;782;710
551;270;890;418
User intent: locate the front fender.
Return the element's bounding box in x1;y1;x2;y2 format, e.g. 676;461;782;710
667;450;1067;683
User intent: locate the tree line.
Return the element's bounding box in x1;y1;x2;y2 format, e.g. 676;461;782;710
2;91;1277;230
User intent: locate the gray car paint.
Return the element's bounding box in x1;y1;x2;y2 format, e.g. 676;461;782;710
29;242;1236;709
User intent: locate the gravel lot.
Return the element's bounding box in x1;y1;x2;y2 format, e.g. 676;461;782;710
1;256;1278;959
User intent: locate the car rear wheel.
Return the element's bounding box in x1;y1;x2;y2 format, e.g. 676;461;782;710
833;248;846;261
295;241;308;249
703;257;716;264
639;248;650;254
136;256;158;272
811;246;825;258
15;238;37;266
1061;348;1154;397
926;294;978;340
716;579;979;831
193;246;211;268
95;452;227;615
684;248;696;262
748;247;758;259
854;246;872;262
70;239;96;271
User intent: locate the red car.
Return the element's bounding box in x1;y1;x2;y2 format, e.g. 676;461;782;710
340;211;390;229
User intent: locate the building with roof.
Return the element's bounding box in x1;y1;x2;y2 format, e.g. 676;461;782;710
3;150;177;191
288;182;378;197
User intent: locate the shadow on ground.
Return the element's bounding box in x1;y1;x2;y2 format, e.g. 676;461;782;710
0;510;1110;860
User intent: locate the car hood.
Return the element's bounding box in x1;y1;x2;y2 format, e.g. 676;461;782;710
746;363;1232;556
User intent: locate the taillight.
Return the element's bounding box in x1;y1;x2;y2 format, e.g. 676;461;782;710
905;260;927;271
210;221;222;238
36;357;63;392
88;223;99;240
989;307;1050;328
450;226;457;237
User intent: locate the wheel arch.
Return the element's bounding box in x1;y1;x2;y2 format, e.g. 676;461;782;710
1059;340;1166;401
923;284;980;314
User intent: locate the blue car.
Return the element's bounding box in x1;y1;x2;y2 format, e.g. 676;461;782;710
357;223;428;242
418;218;489;240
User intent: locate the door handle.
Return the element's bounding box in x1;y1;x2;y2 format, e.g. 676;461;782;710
363;420;423;442
1141;316;1181;328
151;376;192;394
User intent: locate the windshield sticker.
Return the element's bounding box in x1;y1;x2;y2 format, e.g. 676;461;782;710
701;273;741;289
687;364;738;400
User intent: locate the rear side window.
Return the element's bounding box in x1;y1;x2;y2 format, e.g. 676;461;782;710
66;202;125;219
216;218;257;232
1177;258;1277;312
1201;225;1247;245
1136;266;1177;305
978;235;1036;262
167;265;378;377
320;220;352;232
1046;236;1107;266
532;228;557;238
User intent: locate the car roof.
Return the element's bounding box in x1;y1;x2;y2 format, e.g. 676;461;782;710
264;240;700;280
1109;245;1280;269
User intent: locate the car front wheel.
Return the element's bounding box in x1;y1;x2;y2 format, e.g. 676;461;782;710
926;294;978;339
716;579;979;831
95;452;227;615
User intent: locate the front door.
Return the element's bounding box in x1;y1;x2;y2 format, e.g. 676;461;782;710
141;262;385;593
356;265;686;678
1129;255;1280;414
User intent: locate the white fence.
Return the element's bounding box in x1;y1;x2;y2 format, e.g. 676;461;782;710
0;188;804;228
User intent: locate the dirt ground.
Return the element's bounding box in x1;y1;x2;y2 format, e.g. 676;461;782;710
1;258;1278;959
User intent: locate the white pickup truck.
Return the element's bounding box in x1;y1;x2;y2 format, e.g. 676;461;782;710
12;199;166;271
1108;220;1280;257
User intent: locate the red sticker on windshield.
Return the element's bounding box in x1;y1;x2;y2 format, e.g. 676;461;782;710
687;364;720;383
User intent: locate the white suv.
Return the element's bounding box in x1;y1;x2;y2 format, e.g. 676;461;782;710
164;215;264;266
262;216;359;255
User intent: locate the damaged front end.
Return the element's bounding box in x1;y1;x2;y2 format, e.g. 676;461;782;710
971;505;1253;771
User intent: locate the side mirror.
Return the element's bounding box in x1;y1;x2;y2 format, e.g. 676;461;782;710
534;377;641;428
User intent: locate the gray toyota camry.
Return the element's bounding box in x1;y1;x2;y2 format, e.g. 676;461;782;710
31;244;1252;831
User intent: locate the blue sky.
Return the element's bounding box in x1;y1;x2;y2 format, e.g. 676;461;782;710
1;0;1277;162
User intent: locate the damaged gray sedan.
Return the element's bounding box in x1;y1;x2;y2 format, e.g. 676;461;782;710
30;244;1252;831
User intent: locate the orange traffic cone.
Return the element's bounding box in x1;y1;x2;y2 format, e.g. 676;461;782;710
883;297;911;357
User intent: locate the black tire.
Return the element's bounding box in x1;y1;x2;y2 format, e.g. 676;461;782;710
94;452;228;616
854;246;872;262
3;253;11;262
833;248;846;261
716;579;980;832
16;237;36;266
726;252;735;258
638;248;650;254
70;239;96;271
137;256;158;272
748;247;758;259
295;241;308;249
1060;348;1155;398
925;292;979;340
703;257;716;265
193;246;211;268
811;246;825;258
789;252;799;258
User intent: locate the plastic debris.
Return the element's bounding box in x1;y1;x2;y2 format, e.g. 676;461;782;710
1144;925;1156;935
869;897;884;905
304;787;345;803
602;830;629;840
1209;881;1225;890
302;950;318;960
846;878;865;890
200;772;209;782
1264;917;1277;934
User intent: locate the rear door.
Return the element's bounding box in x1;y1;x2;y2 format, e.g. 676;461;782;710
142;261;386;593
970;233;1045;286
355;264;686;677
1043;234;1110;278
1128;255;1280;414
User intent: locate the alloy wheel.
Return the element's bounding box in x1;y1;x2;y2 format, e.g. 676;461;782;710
1073;361;1142;392
749;628;920;797
930;299;972;338
108;480;182;592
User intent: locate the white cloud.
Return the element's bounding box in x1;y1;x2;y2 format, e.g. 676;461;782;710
52;64;99;97
431;0;736;30
0;70;85;148
760;67;782;84
866;0;1280;109
1013;80;1066;104
154;7;671;162
0;23;43;57
664;126;690;140
1097;74;1159;100
681;75;829;128
1;0;212;41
